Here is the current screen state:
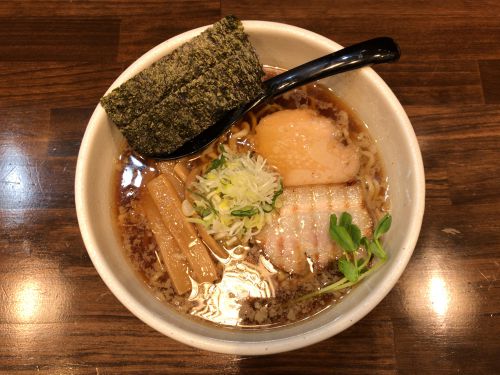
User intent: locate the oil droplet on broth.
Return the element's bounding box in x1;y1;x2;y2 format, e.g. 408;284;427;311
189;259;274;326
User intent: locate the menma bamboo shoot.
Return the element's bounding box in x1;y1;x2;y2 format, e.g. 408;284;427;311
140;193;192;295
147;174;218;283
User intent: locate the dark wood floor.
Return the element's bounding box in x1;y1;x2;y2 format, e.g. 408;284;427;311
0;1;499;374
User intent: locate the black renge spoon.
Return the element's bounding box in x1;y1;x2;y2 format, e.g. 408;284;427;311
156;37;400;160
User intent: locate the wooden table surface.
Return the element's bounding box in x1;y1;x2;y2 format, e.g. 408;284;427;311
1;1;499;374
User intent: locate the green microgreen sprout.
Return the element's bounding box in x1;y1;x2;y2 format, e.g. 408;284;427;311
297;212;392;302
188;189;219;218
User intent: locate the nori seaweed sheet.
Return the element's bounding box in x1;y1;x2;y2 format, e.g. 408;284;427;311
121;53;264;155
101;15;262;128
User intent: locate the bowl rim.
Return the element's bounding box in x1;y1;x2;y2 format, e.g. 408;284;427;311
75;20;425;355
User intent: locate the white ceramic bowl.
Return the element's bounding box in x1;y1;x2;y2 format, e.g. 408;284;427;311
75;21;425;355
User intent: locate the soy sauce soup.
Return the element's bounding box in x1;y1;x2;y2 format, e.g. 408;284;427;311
114;71;389;328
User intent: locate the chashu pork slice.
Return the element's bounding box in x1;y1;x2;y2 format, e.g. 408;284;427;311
256;183;373;274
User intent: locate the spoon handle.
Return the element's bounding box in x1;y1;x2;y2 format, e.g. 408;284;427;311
263;37;400;97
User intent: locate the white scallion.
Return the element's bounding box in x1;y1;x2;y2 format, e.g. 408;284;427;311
188;146;282;244
181;199;195;217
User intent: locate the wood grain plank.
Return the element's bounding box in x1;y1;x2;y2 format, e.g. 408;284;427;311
0;108;50;137
0;109;50;158
0;208;84;266
0;62;124;109
116;12;220;62
0;0;221;17
48;108;93;157
407;105;500;140
222;3;500;59
417;201;500;258
0;108;88;212
405;105;500;205
0;261;129;325
222;0;500;17
479;60;500;104
391;254;499;374
0;316;397;374
0;17;120;62
375;60;483;106
407;105;500;205
446;143;500;205
0;157;76;209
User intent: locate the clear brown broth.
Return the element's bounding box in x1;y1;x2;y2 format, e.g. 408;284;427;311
113;69;389;328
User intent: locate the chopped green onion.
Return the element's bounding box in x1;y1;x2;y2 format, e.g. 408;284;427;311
206;152;226;173
231;207;259;217
187;147;282;244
